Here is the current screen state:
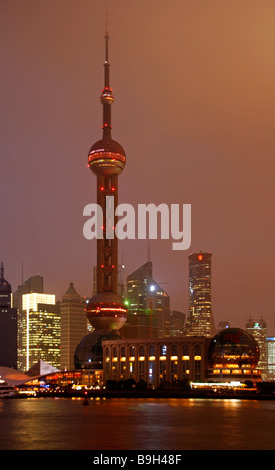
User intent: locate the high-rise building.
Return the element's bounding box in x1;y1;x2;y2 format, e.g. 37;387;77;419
74;30;127;369
122;261;171;338
0;263;17;368
21;292;60;372
266;337;275;380
13;274;44;370
246;316;267;379
185;252;216;337
60;283;89;370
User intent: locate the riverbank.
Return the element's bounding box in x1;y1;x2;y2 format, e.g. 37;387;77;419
28;388;275;400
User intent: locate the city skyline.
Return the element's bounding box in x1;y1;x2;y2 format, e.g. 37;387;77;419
1;0;275;334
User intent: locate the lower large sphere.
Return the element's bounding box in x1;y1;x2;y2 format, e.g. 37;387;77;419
74;329;122;369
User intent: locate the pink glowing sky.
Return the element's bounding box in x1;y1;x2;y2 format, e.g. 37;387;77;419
1;0;275;333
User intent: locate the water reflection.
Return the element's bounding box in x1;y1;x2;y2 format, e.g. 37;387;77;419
0;398;275;450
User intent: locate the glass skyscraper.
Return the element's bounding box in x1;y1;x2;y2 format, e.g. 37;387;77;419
13;274;44;371
246;316;267;379
60;282;88;371
122;261;171;339
21;292;60;371
185;252;216;338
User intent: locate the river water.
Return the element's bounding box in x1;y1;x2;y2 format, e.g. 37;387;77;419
0;397;274;451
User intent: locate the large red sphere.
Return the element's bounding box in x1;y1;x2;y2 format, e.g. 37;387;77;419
88;139;126;176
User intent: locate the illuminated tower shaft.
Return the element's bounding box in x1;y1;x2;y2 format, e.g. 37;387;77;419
96;173;118;293
86;32;127;331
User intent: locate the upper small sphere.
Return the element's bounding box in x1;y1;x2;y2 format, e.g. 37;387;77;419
88;138;126;176
100;87;114;105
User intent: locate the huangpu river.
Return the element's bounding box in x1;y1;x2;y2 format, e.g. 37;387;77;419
0;397;275;452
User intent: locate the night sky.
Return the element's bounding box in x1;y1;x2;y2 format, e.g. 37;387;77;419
1;1;275;333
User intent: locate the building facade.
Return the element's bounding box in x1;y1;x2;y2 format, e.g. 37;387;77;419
21;292;60;372
185;252;216;337
0;263;17;368
13;274;44;370
60;283;88;370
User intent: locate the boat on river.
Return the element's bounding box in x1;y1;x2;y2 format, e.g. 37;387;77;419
0;378;17;398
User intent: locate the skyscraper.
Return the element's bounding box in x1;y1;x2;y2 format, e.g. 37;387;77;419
246;316;267;379
74;30;127;368
21;292;60;371
266;337;275;380
185;252;216;337
60;283;88;370
122;261;171;338
13;274;44;370
0;263;17;368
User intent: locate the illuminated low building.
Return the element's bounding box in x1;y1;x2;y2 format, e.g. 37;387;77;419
0;366;103;394
102;336;210;387
102;327;262;387
207;327;261;382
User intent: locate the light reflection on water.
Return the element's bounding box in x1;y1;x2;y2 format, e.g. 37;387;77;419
0;397;275;450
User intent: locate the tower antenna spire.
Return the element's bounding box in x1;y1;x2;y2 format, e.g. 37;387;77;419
104;2;109;66
100;2;113;140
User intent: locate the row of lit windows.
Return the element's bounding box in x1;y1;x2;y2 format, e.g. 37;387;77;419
106;355;201;362
106;356;202;381
213;369;259;375
106;360;201;372
213;363;253;369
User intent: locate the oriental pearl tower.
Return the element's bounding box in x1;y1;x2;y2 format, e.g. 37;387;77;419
74;30;128;369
